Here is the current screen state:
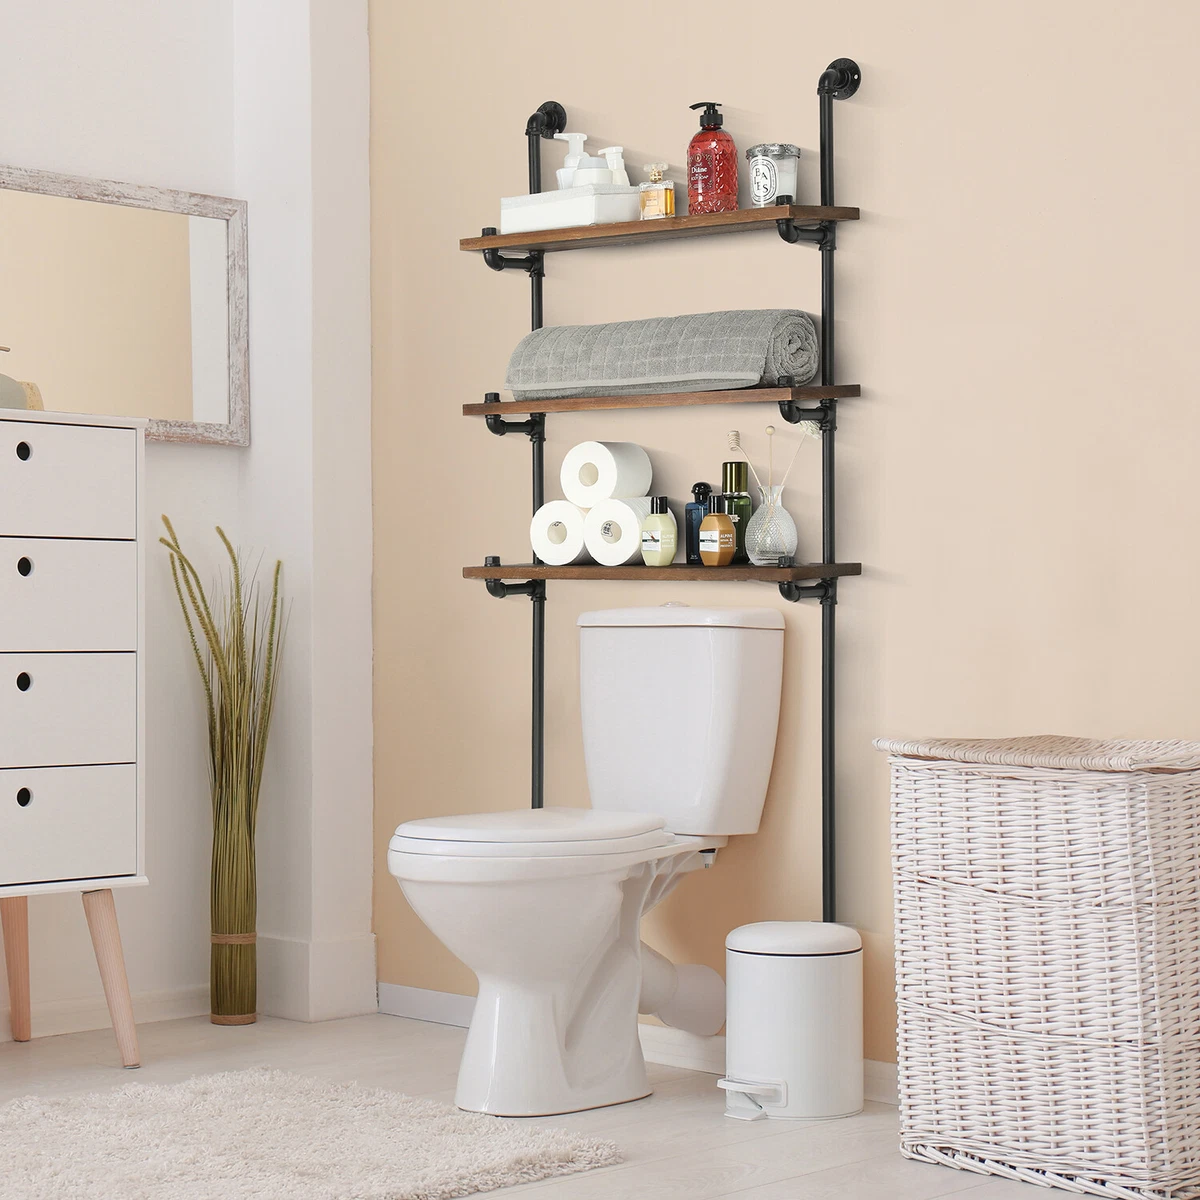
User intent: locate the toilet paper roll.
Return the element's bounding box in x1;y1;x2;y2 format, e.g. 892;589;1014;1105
584;496;655;566
560;441;653;509
529;500;591;566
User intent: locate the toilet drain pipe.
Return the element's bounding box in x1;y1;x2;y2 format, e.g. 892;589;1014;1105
639;943;726;1038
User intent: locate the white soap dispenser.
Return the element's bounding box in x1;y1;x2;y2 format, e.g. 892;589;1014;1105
599;146;630;187
553;132;588;190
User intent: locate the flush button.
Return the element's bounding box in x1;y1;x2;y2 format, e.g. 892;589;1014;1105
15;673;30;692
16;557;31;577
15;441;30;461
16;788;31;807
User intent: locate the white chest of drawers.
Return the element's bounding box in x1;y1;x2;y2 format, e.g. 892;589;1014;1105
0;409;146;1067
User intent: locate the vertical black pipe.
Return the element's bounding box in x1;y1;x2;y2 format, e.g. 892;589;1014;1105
529;131;546;810
819;90;834;207
527;131;542;195
819;87;837;922
821;592;836;921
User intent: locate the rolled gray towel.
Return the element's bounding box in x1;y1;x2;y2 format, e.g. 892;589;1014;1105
505;309;819;400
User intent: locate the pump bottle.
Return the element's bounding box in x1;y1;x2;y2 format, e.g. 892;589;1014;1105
687;102;738;214
553;132;588;190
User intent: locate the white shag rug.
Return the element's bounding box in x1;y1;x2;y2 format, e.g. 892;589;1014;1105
0;1069;622;1199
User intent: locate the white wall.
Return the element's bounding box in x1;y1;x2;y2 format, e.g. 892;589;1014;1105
0;0;374;1036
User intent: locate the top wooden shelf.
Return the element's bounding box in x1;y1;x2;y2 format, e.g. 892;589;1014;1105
460;204;859;255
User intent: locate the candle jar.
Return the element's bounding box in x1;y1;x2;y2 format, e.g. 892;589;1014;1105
746;144;801;208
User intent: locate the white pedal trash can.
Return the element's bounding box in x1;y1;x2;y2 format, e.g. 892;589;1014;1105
719;921;863;1120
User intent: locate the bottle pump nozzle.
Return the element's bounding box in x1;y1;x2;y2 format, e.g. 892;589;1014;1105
553;132;588;189
689;101;724;128
599;146;630;187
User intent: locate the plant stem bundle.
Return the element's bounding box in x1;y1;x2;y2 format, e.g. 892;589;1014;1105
160;517;284;1024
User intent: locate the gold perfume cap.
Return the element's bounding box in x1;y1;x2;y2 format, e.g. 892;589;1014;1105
644;162;667;183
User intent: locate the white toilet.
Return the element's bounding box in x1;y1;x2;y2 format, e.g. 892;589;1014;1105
388;606;785;1116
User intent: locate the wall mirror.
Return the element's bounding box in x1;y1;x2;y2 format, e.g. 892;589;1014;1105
0;166;248;446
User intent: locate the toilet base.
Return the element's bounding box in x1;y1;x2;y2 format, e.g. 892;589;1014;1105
454;977;651;1117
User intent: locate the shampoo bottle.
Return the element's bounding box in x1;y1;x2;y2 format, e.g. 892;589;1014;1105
687;102;738;214
699;494;736;566
640;496;678;566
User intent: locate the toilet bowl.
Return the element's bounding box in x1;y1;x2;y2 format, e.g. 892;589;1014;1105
388;808;714;1116
389;606;785;1116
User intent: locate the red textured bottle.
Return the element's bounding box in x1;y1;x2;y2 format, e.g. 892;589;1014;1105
687;102;738;214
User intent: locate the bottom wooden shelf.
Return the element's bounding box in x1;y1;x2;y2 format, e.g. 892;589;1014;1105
463;562;861;583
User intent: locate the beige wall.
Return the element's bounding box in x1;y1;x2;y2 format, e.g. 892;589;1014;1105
0;189;193;420
370;1;1200;1063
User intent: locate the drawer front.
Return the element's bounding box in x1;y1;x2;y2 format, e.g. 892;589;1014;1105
0;764;137;886
0;421;137;540
0;539;137;651
0;653;136;768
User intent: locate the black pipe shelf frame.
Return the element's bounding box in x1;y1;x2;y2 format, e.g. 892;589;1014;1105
462;60;861;924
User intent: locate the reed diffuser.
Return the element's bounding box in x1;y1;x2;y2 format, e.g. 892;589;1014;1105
734;424;814;566
160;517;285;1025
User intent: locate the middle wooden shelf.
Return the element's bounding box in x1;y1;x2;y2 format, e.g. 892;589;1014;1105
464;562;862;583
463;383;860;417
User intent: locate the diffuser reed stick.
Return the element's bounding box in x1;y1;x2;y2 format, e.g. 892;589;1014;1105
160;517;285;1025
726;430;765;491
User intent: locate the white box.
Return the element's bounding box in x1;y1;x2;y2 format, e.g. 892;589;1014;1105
499;185;641;235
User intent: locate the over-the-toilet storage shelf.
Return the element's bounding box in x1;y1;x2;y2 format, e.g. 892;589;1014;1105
461;59;862;922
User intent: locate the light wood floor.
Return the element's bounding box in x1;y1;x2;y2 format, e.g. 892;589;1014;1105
0;1012;1057;1198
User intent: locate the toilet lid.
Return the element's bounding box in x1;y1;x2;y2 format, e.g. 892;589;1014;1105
390;807;673;858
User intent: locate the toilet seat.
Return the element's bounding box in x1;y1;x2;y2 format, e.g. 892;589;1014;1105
391;806;673;858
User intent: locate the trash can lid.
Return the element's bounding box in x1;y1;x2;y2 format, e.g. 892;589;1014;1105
726;921;862;956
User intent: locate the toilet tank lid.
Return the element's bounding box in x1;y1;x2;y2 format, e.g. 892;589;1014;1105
578;605;784;630
727;921;862;956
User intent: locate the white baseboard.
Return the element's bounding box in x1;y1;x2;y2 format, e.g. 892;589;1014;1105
0;984;209;1045
377;982;475;1027
374;984;900;1106
638;1023;726;1074
864;1058;899;1106
258;932;378;1023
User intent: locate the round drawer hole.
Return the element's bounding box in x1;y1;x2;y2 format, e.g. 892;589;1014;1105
15;673;30;692
16;557;31;577
15;441;30;461
16;788;31;807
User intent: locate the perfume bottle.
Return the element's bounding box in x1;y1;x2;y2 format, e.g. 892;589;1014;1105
685;481;712;564
639;163;676;220
699;494;736;566
721;461;752;563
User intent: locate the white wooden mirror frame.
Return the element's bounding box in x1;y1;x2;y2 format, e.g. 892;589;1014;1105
0;165;249;447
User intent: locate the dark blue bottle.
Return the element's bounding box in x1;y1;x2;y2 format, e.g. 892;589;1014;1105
685;481;713;565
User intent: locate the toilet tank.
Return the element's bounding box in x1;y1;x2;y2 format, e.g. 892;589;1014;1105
577;606;785;837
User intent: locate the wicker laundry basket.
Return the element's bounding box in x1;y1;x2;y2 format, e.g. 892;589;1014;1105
878;735;1200;1200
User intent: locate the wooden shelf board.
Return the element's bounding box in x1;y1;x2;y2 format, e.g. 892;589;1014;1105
460;204;859;255
464;562;862;583
463;384;859;417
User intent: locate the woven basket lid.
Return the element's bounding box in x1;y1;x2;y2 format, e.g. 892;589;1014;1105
873;735;1200;773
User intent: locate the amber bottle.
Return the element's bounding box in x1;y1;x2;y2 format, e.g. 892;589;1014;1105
699;494;737;566
687;102;738;214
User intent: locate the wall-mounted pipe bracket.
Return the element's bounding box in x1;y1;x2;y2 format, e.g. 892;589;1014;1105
776;377;837;430
774;200;836;249
483;392;545;441
482;557;545;601
777;559;837;604
480;231;545;277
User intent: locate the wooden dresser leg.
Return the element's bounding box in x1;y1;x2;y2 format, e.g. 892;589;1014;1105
82;889;140;1068
0;896;31;1042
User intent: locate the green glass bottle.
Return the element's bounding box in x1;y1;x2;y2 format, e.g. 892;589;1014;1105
722;461;752;563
